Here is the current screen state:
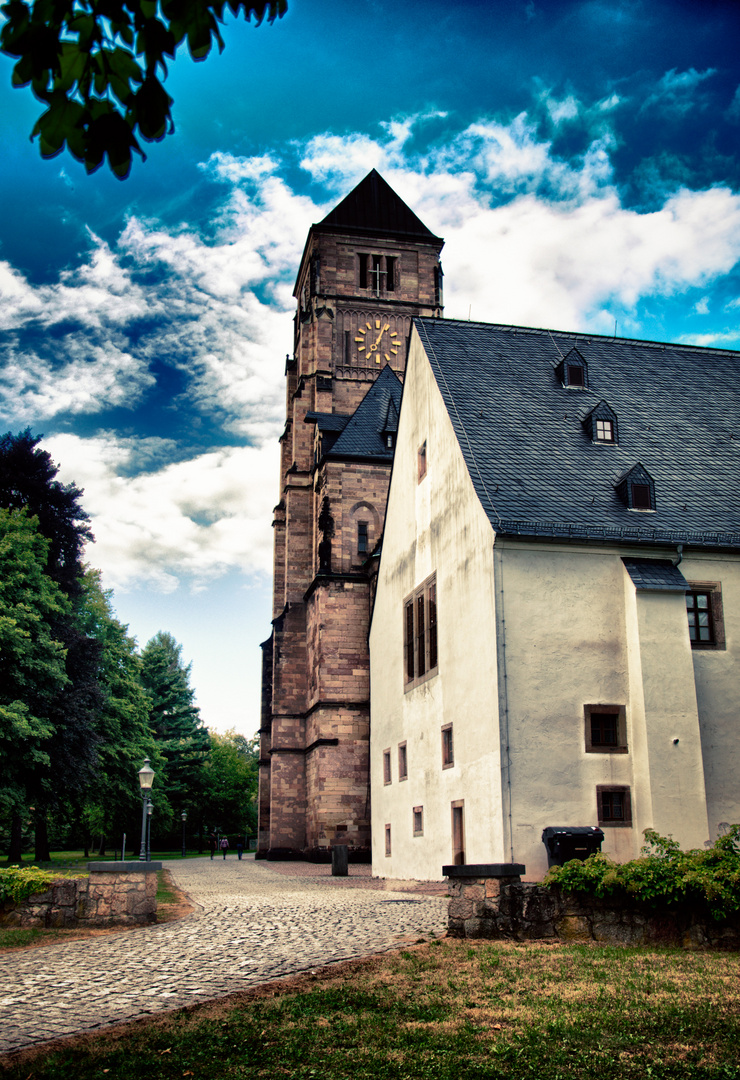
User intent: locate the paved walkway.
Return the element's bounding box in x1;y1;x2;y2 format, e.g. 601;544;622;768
0;858;448;1055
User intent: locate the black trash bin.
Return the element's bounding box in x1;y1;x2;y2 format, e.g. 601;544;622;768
542;826;604;868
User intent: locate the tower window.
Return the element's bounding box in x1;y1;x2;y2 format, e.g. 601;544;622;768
358;253;368;289
371;254;383;294
434;264;443;307
357;520;369;555
385;256;395;292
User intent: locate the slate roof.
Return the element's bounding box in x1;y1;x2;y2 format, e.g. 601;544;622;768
622;559;688;591
414;318;740;550
325;365;403;462
319;170;441;241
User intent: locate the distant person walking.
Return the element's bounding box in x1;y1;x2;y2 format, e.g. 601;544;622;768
220;836;229;860
209;833;217;860
237;841;243;860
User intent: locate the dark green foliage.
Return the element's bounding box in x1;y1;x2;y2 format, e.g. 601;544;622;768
0;0;287;178
201;729;258;840
545;827;740;921
0;508;69;825
0;430;92;598
139;630;210;837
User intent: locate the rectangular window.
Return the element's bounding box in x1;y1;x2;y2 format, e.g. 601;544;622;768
585;705;627;753
417;441;427;482
357;521;368;555
595;419;614;442
567;364;585;386
686;583;725;649
631;483;652;509
371;254;383;294
434;265;443;307
413;806;423;837
441;723;454;768
398;742;408;781
403;573;439;689
358;253;368;289
597;785;632;827
385;824;391;856
385;255;395;292
383;749;391;785
451;801;465;865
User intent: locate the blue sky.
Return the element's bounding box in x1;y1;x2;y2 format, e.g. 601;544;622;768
1;0;739;736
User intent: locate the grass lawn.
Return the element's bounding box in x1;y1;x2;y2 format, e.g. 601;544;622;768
5;850;211;869
3;939;739;1078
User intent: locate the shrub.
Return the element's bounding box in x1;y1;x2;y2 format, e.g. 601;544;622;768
544;826;740;921
0;865;57;905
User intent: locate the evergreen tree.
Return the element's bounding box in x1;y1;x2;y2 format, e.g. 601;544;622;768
139;632;210;838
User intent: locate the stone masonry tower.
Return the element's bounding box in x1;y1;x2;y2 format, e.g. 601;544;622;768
258;170;444;860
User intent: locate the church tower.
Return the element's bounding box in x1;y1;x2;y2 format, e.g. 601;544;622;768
258;170;444;860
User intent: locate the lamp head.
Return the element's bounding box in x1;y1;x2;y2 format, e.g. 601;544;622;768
138;757;155;792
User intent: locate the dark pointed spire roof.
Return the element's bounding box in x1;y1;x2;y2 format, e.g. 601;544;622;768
319;170;440;241
327;365;403;461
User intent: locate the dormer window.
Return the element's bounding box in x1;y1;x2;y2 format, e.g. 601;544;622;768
616;463;656;511
584;401;618;445
556;347;588;389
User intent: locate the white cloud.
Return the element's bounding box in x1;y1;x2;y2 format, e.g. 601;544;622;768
44;432;279;591
4;106;740;593
695;297;709;315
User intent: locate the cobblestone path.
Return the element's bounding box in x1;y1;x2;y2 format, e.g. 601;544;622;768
0;858;448;1054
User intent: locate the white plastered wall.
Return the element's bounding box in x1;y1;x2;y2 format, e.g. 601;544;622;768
682;553;740;838
370;326;505;879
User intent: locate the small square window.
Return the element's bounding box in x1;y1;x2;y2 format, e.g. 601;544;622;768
418;441;427;482
385;824;391;856
595;419;614;442
631;482;652;510
398;742;408;781
686;583;725;650
413;806;424;837
585;705;627;753
383;749;391;785
597;785;632;827
567;363;585;387
442;724;454;768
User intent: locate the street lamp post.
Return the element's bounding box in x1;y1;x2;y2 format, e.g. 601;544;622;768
181;810;187;858
138;757;155;862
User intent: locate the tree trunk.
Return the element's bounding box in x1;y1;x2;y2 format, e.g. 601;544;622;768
97;835;106;857
8;811;23;864
83;835;90;858
34;814;51;863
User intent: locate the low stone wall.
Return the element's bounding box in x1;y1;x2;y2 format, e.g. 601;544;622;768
1;861;162;929
444;864;740;949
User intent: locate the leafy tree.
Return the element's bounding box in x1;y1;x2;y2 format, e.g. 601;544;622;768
201;729;258;843
139;630;210;839
0;0;287;179
75;570;158;856
0;508;69;863
0;431;99;861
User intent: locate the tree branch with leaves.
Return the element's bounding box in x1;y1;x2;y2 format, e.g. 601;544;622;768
0;0;287;178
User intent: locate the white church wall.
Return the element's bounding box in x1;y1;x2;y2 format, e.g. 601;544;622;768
370;327;505;880
682;553;740;838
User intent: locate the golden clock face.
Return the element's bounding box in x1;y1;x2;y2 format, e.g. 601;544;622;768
355;319;400;364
